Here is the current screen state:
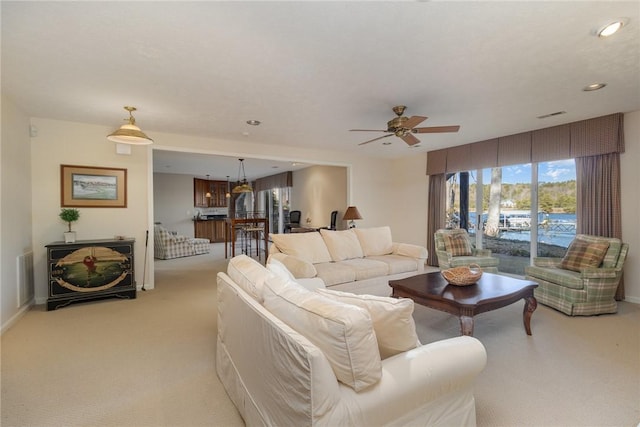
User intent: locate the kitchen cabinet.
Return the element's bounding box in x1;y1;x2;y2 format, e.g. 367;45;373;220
194;179;229;208
194;219;226;243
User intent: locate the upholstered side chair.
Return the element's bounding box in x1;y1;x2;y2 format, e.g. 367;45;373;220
434;228;499;273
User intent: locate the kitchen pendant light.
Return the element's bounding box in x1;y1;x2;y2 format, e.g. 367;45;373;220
225;176;231;198
107;106;154;145
205;174;212;198
232;159;253;193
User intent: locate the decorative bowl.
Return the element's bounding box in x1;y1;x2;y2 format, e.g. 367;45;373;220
441;264;482;286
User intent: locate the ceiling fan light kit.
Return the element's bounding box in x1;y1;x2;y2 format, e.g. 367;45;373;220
107;106;154;145
351;105;460;146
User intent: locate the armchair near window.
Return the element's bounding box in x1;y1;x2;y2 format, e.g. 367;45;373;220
525;234;628;316
434;229;499;273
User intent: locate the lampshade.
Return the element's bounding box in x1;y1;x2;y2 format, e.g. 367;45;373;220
343;206;363;221
107;106;153;145
232;158;253;193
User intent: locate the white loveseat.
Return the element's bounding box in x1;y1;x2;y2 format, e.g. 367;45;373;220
217;255;487;426
268;226;428;296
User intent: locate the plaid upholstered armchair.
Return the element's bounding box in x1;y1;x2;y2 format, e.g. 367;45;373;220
434;229;499;273
525;234;628;316
154;225;210;260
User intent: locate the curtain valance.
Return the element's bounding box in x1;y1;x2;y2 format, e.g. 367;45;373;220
253;171;292;193
426;113;624;175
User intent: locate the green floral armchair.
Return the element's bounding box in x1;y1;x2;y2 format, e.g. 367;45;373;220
434;229;499;273
525;234;628;316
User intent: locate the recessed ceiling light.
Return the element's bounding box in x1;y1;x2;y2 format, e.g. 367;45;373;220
246;120;261;126
583;83;607;92
382;142;392;145
242;131;250;136
597;20;625;38
410;144;421;148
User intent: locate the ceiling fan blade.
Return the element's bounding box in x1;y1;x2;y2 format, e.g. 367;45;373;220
350;129;388;132
403;115;428;129
401;133;421;146
358;133;394;146
412;125;461;134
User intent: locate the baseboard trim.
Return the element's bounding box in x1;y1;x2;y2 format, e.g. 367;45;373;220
1;300;34;335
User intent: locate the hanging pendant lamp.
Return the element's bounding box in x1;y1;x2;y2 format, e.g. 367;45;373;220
205;174;212;198
225;176;231;198
232;159;253;193
107;106;154;145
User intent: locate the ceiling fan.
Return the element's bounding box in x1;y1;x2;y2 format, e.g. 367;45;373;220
351;105;460;146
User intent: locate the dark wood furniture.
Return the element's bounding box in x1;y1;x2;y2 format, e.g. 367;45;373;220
194;218;226;243
46;239;136;311
389;271;538;336
193;178;228;208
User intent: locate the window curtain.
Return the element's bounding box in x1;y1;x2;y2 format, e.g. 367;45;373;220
427;174;446;266
576;153;624;299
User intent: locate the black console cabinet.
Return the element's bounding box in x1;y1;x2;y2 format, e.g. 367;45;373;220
46;239;136;311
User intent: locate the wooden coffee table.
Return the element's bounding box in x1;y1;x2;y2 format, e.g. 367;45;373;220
389;271;538;336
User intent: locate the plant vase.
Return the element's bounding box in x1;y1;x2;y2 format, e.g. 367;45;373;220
64;231;76;243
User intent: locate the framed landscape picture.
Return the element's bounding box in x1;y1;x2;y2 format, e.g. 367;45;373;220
61;165;127;208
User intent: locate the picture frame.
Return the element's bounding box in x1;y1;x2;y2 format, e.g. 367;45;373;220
61;165;127;208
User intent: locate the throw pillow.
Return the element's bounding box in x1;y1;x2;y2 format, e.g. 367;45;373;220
262;275;382;392
266;258;297;281
268;253;317;278
353;226;393;256
560;238;610;272
319;229;364;261
271;232;332;264
316;288;420;359
227;254;273;303
443;233;473;257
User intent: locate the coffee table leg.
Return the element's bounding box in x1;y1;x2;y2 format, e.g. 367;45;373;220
523;295;538;335
460;315;474;336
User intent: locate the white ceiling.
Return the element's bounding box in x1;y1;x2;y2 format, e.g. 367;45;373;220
3;1;639;179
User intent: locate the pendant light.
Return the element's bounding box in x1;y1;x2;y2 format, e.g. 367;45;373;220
107;106;154;145
225;176;231;198
232;159;253;193
205;175;212;198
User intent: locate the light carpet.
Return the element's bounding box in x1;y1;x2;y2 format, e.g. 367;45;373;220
2;243;639;426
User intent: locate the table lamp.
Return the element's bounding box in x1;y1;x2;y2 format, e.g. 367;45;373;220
343;206;363;228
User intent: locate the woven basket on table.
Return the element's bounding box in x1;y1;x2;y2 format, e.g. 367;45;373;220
441;263;483;286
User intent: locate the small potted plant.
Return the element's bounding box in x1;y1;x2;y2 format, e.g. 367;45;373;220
59;208;80;243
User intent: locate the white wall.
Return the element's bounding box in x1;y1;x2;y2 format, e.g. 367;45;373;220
30;118;150;305
153;173;197;237
619;110;640;303
292;165;347;229
1;95;33;330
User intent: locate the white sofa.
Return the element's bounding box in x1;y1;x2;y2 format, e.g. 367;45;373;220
217;255;487;426
268;226;428;296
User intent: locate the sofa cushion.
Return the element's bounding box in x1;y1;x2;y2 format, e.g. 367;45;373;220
262;275;382;391
316;289;420;359
271;232;332;264
319;229;364;261
443;233;473;256
339;258;390;280
525;265;585;290
314;262;357;286
354;226;393;256
227;255;272;302
560;238;610;272
366;254;419;275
